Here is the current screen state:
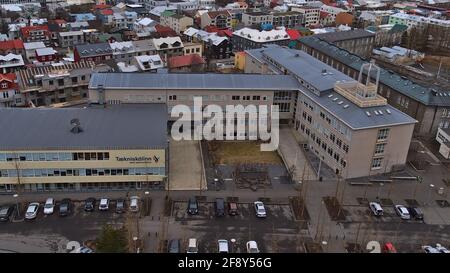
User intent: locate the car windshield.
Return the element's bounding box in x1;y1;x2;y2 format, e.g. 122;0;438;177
27;206;36;213
188;247;197;252
190;201;197;208
44;203;53;208
0;208;8;215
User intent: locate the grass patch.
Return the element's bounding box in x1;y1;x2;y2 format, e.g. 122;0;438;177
208;141;282;165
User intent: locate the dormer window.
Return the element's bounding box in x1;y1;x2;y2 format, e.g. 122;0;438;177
159;42;168;49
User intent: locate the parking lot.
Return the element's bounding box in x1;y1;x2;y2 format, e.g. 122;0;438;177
0;199;128;253
166;199;309;253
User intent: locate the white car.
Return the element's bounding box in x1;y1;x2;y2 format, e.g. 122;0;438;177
99;198;109;211
25;202;40;220
187;238;198;253
394;205;410;220
422;246;440;253
435;244;450;253
246;241;260;253
254;201;267;218
218;239;229;253
369;202;383;216
130;196;139;212
43;198;55;215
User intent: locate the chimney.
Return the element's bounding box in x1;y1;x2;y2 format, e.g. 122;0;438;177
70;118;83;134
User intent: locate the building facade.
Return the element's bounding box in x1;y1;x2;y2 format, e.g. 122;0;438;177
231;28;290;51
312;29;376;58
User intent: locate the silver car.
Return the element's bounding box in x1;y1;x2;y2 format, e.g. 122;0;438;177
25;202;40;220
395;205;410;220
254;201;267;218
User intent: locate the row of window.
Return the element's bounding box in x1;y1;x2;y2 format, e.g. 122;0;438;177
0;152;110;162
0;167;165;177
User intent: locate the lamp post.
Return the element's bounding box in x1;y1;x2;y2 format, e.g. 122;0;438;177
230;238;236;253
13;193;19;218
322;240;328;253
427;184;435;205
133;236;138;253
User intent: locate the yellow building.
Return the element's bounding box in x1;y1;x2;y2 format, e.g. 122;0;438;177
234;51;246;71
0;104;168;193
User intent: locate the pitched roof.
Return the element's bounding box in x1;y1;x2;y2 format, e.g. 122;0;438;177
313;29;375;42
20;25;49;38
75;43;113;57
0;73;16;83
286;29;301;40
0;39;24;51
207;10;231;18
100;9;113;16
168;54;206;69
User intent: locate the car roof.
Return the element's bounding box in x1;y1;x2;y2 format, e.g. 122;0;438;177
45;198;53;202
188;238;197;246
247;241;258;248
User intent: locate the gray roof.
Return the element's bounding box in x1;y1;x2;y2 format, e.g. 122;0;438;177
299;36;450;106
314;29;375;43
246;46;350;92
0;104;168;151
301;88;417;130
75;43;113;58
89;73;301;90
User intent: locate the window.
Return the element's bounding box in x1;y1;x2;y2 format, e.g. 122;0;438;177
371;158;383;169
374;143;385;155
232;95;240;100
1;83;7;88
377;128;389;141
169;95;177;100
342;144;349;153
252;95;260;100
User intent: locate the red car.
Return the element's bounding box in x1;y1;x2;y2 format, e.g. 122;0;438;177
383;242;397;253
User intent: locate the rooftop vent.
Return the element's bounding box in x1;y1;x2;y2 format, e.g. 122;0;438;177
70;118;83;134
333;97;338;101
343;105;349;109
338;101;343;105
328;94;333;98
366;111;371;117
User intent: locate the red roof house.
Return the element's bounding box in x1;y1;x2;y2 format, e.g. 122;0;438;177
168;54;206;71
0;39;24;55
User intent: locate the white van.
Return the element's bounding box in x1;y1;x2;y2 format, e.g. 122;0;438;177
130;196;139;212
43;198;55;215
369;202;383;216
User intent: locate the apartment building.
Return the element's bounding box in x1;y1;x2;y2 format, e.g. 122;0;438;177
201;10;233;29
152;37;184;62
0;53;25;73
272;11;304;28
58;31;86;48
0;104;168;193
160;12;194;35
292;6;320;27
20;25;51;45
388;12;450;29
74;43;113;62
15;61;98;106
320;5;345;21
242;12;273;27
231;28;290;51
298;36;450;137
312;29;376;58
0;73;24;107
243;45;416;178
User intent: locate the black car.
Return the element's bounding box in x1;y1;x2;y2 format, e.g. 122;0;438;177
116;199;126;213
215;198;225;217
84;198;96;212
408;207;424;220
59;199;72;217
187;197;198;215
168;239;181;253
0;205;14;222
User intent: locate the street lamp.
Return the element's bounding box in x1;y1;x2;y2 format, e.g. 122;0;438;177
13;194;19;218
133;236;138;253
322;241;328;253
230;238;236;253
427;184;435;205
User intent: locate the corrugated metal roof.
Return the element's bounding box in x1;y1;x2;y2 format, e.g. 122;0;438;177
89;73;302;90
0;104;168;151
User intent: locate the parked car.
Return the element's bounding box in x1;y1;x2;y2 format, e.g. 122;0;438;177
186;238;198;253
246;241;260;253
99;198;109;211
0;205;14;222
25;202;40;220
116;199;126;213
383;242;397;253
215;198;225;217
369;202;383;216
187;197;198;215
59;199;72;217
254;201;267;218
218;239;229;253
408;207;424;220
168;239;181;253
435;244;450;253
394;205;410;220
43;198;55;215
84;198;96;212
228;202;238;216
422;245;440;253
130;196;139;212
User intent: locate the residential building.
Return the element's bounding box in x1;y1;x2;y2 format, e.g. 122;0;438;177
0;40;25;55
272;11;304;28
201;10;233;29
243;45;416;178
184;28;232;59
35;48;58;65
0;73;23;107
320;5;345;21
58;31;86;48
231;27;290;51
152;36;184;62
24;42;47;62
15;61;98;106
168;54;206;72
0;53;25;73
160;12;194;35
388;12;450;29
241;12;273;27
311;29;376;58
298;36;450;137
436;128;450;159
0;104;168;193
20;25;51;45
184;42;203;57
132;54;164;72
291;6;320;27
74;43;113;62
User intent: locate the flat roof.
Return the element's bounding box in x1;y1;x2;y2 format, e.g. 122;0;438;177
89;73;301;90
0;104;168;151
313;29;375;43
